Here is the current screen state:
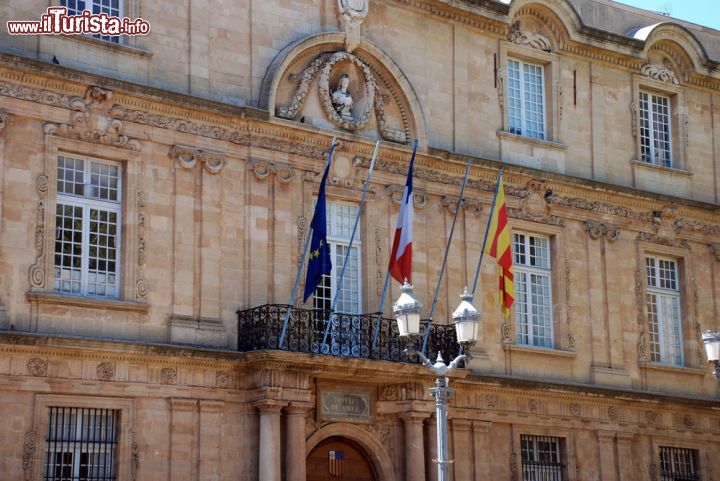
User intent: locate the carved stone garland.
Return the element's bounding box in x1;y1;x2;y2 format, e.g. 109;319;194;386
44;86;140;150
318;52;375;131
136;192;148;300
29;175;48;289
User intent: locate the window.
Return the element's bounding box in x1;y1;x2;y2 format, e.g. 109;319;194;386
312;200;361;314
521;435;564;481
659;447;700;481
54;155;122;298
646;256;683;366
639;91;672;167
508;59;546;140
513;233;553;348
44;407;119;481
61;0;123;43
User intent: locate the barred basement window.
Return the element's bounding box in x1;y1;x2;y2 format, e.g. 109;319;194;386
514;233;553;348
646;256;683;366
659;447;700;481
639;91;672;167
44;407;119;481
521;435;564;481
54;155;122;298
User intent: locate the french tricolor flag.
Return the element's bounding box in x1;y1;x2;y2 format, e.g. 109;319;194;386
388;142;416;284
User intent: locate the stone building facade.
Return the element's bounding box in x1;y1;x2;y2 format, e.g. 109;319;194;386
1;0;720;480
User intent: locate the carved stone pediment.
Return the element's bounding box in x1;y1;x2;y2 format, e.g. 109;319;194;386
507;20;552;52
44;86;140;150
641;58;679;85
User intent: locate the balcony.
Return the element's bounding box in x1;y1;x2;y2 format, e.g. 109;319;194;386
237;304;460;364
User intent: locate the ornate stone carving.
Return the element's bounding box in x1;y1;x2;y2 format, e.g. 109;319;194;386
331;74;355;121
510;451;518;481
501;322;512;343
365;414;391;446
22;430;37;481
441;196;482;215
247;158;295;183
508;208;564;227
651;207;683;238
607;406;618;421
168;145;225;174
682;414;695;428
485;393;498;409
43;86;140;150
136;191;148;300
630;101;637;137
0;109;9;134
636;269;648;361
374;228;383;297
379;385;397;401
319;53;374;131
583;220;620;242
26;358;47;377
387;184;427;208
528;399;539;414
569;403;581;416
329;153;362;187
496;66;505;111
649;462;658;481
130;431;139;481
641;59;679;85
280;56;329;120
374;89;407;143
160;367;177;384
215;370;229;388
96;362;115;381
297;215;307;267
507;21;552;52
338;0;368;53
645;410;657;425
29;175;48;289
637;232;690;250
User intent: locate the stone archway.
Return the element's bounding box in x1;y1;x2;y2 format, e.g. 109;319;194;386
306;424;395;481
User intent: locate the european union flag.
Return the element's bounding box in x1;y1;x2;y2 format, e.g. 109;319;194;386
303;144;335;303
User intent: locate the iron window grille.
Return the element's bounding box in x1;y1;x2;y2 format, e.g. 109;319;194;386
43;407;119;481
659;447;700;481
520;435;565;481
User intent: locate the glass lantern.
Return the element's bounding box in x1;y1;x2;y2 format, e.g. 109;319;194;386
452;287;480;346
393;280;422;337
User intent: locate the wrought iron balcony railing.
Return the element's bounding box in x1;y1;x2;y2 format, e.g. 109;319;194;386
237;304;460;364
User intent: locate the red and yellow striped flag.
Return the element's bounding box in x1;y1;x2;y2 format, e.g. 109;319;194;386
483;176;514;318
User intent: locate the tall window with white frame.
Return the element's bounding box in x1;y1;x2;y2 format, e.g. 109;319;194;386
639;91;672;167
520;434;565;481
513;233;553;348
54;155;122;298
507;59;546;140
43;407;119;481
60;0;123;43
312;200;361;315
646;256;683;366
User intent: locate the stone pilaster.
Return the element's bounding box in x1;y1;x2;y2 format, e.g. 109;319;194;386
199;400;224;481
254;400;288;481
597;431;618;481
616;433;635;481
170;399;198;481
452;419;473;481
425;415;438;481
472;421;492;481
401;412;430;481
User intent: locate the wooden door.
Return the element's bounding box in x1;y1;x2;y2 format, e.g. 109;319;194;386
307;437;377;481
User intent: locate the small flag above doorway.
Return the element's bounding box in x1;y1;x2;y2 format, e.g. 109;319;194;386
328;450;345;477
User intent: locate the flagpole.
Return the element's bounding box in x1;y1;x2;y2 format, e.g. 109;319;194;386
470;169;503;299
321;140;381;353
371;139;418;353
278;137;337;349
421;159;472;356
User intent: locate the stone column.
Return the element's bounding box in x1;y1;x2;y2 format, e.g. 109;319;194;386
254;400;287;481
472;421;492;481
285;402;311;481
402;413;430;481
425;416;438;481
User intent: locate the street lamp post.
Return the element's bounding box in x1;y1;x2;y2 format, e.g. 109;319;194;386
393;281;480;481
702;331;720;378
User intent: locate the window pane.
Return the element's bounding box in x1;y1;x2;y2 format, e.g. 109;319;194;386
89;161;120;202
56;156;85;196
513;234;553;348
54;203;83;294
646;256;682;365
507;60;522;135
522;63;545;140
334;245;360;314
60;0;87;16
87;208;119;297
639;91;672;167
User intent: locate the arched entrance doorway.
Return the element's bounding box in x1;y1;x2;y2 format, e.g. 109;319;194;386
307;436;377;481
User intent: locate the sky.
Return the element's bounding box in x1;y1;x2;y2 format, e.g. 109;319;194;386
611;0;720;31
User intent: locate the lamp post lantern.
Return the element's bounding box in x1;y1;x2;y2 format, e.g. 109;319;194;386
393;283;480;481
702;331;720;378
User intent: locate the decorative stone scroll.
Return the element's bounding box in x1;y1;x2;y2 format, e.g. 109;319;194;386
641;59;679;85
247;158;295;183
636;269;649;361
637;232;690;250
168;145;225;174
22;430;37;481
43;86;140;150
630;101;638;137
136;192;148;300
507;21;552;52
441;196;482;215
28;175;48;290
583;220;620;242
386;184;427;208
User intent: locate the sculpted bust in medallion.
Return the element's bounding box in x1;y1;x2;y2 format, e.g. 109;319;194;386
331;74;354;120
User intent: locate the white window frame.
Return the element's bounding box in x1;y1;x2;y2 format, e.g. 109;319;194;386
312;200;362;315
645;255;683;366
507;58;547;141
639;91;673;167
60;0;125;44
54;155;122;299
513;232;553;348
